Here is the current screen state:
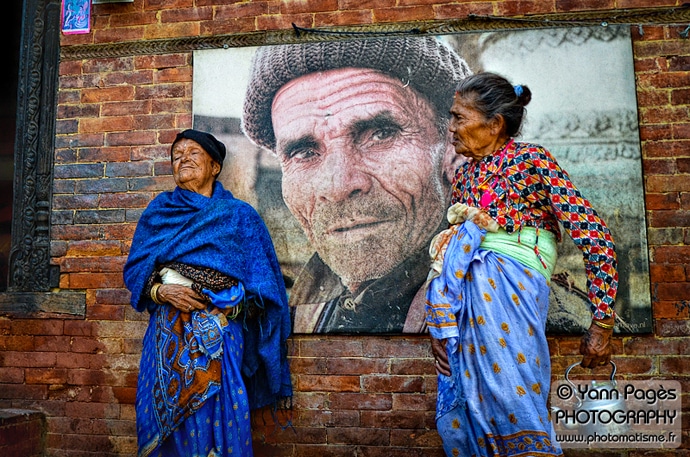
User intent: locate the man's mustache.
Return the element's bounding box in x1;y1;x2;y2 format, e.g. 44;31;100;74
309;198;402;237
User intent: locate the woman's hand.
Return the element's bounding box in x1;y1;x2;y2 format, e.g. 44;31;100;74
579;317;614;369
156;284;207;313
431;336;451;376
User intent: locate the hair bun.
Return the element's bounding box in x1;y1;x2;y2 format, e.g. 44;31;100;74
514;84;532;106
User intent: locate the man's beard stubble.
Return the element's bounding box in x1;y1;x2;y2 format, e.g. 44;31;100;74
307;146;450;290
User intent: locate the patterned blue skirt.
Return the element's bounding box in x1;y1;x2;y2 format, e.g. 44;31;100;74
136;307;253;457
427;221;563;456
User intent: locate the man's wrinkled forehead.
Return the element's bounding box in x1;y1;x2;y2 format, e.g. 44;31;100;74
241;37;471;152
270;67;436;151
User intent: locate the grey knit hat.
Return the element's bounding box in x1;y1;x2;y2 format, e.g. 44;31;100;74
241;36;472;151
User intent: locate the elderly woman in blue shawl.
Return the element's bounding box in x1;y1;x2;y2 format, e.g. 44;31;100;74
124;129;292;457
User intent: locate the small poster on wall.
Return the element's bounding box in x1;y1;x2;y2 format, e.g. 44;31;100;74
62;0;91;35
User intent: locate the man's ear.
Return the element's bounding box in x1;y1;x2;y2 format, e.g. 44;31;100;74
441;131;467;189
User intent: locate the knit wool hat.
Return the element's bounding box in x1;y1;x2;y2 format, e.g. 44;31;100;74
241;36;472;151
171;129;227;170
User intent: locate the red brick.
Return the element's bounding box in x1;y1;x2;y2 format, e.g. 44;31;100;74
70;337;107;354
291;392;329;411
362;337;429;358
34;336;71;352
295;409;359;428
390;358;435;376
392;392;435;411
52;225;102;242
340;0;392;8
645;192;680;210
655;282;690;301
361;375;424;393
56;353;103;370
0;336;34;351
25;368;69;385
635;88;669;107
298;375;360;392
434;3;493;19
653;300;690;319
0;367;25;384
159;6;213;23
101;100;152;117
495;0;555;15
69;272;124;289
11;320;64;336
81;57;135;75
256;13;315;30
389;428;442;447
653;245;690;264
661;356;690;374
94;27;146;44
66;241;121;258
63;321;93;337
314;10;373;26
0;384;47;400
326;357;387;374
81;86;135;104
373;6;433;22
624;336;689;355
299;338;363;357
330;392;392;410
60;432;118;452
154;67;193;84
650;210;690;228
639;124;673;142
133;113;178;130
112;387;137;405
556;0;615;11
67;370;108;387
327;426;389;446
215;2;268;19
361;409;428;429
282;0;337;14
649;264;686;282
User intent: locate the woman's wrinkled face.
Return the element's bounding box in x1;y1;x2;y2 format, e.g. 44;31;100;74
448;94;502;160
171;139;220;197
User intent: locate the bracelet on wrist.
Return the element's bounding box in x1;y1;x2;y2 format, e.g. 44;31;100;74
150;283;164;305
592;319;614;330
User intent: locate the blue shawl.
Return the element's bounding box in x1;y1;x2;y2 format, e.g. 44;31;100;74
124;181;292;411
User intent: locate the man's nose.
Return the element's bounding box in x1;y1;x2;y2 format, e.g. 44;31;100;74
316;146;372;203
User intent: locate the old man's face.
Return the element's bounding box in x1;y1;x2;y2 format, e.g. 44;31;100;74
271;68;452;291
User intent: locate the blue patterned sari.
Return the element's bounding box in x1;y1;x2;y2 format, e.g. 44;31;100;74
426;221;563;457
137;308;253;457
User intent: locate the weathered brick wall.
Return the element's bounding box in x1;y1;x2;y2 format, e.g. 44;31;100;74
0;1;686;456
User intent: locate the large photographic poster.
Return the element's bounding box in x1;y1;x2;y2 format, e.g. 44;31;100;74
192;26;652;334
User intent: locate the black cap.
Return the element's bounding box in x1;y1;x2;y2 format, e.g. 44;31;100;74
171;129;227;170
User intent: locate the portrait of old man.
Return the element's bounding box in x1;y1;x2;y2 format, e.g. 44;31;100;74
192;29;652;335
239;37;470;334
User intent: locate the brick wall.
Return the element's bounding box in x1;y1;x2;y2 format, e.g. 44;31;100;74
0;1;685;456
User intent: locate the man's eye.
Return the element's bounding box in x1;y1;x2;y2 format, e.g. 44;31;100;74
285;147;318;161
358;126;401;145
370;127;399;141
